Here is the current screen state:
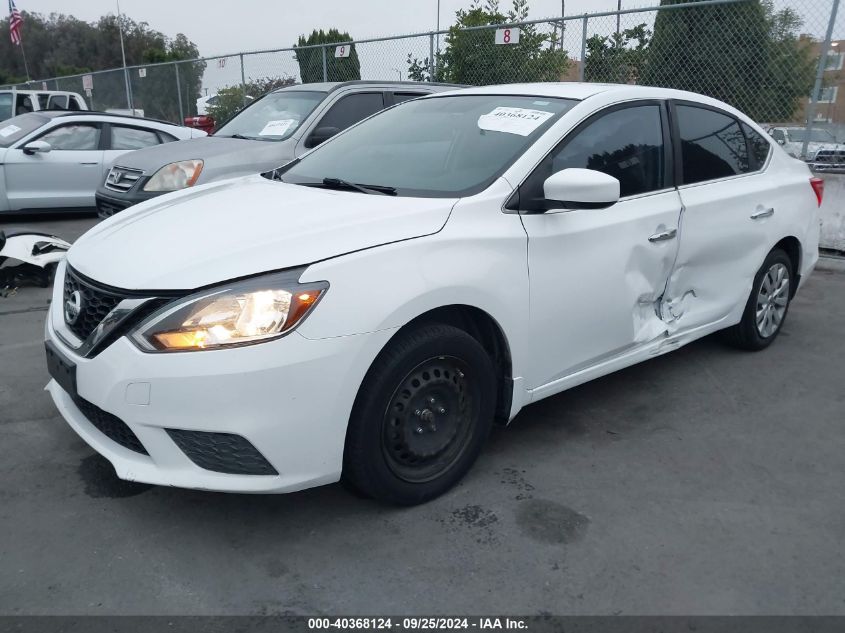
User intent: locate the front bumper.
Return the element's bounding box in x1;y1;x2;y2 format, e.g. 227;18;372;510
95;189;162;218
44;266;395;493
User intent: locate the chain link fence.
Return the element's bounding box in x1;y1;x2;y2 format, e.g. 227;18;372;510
3;0;842;154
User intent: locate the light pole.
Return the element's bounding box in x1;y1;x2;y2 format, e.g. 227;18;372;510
116;0;133;113
391;68;402;81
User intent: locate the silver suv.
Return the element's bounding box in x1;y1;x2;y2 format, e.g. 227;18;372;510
768;126;845;172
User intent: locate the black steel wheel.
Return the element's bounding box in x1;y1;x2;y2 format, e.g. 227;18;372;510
343;323;497;505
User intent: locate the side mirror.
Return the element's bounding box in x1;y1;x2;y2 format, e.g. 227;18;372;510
304;126;341;149
543;168;620;210
776;138;785;145
23;140;52;155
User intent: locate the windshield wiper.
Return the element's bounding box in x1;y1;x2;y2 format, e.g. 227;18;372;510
225;133;255;140
318;177;396;196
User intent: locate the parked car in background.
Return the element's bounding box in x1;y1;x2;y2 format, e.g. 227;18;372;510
0;89;88;121
0;111;205;214
47;83;820;505
185;93;256;135
95;81;460;217
768;126;845;172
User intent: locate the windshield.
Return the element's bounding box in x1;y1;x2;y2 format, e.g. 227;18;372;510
0;112;48;148
0;93;12;121
787;128;837;143
214;90;324;141
280;94;576;197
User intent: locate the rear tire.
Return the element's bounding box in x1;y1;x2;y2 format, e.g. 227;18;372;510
725;248;793;351
343;323;496;506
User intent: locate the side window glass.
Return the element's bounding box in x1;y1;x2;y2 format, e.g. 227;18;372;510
111;126;161;150
48;95;69;110
520;104;664;210
676;105;749;184
16;95;35;115
37;94;50;108
68;97;82;111
39;124;101;150
742;123;771;171
318;93;385;132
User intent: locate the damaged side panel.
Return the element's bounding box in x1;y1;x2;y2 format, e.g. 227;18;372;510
662;173;779;334
522;189;683;390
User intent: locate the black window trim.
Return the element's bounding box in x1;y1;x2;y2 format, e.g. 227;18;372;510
506;98;674;214
385;90;430;107
668;99;771;188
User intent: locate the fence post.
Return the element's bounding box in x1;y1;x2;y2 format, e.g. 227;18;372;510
579;15;588;82
802;0;840;160
322;45;328;82
174;63;184;123
239;53;247;107
429;32;435;81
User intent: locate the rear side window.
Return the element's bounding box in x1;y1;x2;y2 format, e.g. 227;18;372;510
111;125;161;150
519;104;665;210
47;95;69;110
0;93;12;120
676;105;749;184
742;123;771;170
317;92;385;132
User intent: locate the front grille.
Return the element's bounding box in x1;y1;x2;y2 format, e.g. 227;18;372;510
166;429;278;475
103;166;143;193
814;150;845;166
73;396;148;455
96;195;132;218
63;268;127;341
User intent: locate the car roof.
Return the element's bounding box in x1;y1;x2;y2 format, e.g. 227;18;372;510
37;110;178;127
1;89;81;95
275;80;462;94
432;82;743;107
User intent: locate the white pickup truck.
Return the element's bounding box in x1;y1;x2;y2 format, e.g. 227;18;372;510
768;126;845;172
0;89;88;121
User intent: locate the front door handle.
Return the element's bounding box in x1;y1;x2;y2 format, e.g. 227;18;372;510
648;228;677;243
751;207;774;220
79;162;99;165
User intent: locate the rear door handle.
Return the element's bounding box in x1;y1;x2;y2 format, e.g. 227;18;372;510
648;228;677;243
79;162;99;165
751;207;774;220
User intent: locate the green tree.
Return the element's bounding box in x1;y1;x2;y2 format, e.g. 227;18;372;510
206;76;297;125
0;11;205;122
294;29;361;83
583;24;651;84
640;0;814;122
407;0;569;85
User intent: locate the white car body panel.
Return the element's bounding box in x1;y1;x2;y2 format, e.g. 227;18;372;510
71;176;456;289
43;83;821;494
0;232;70;267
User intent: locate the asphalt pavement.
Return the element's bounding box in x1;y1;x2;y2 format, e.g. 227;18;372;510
1;213;844;615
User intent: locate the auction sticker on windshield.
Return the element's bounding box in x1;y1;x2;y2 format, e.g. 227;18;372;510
0;124;21;138
259;119;296;137
477;107;553;136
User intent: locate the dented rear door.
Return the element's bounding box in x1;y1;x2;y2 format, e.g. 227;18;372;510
661;102;775;332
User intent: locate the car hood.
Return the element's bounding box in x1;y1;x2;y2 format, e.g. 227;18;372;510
69;175;456;290
110;135;296;180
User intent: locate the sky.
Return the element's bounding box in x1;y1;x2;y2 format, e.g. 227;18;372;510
16;0;647;58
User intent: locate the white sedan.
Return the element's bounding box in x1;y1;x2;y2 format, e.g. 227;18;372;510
44;83;820;505
0;112;205;213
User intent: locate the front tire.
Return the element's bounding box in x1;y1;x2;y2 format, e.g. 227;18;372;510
726;248;793;351
343;323;496;505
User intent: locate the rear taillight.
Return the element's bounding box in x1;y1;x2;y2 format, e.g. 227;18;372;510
810;177;824;207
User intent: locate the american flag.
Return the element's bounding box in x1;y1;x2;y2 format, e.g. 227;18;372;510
9;0;22;46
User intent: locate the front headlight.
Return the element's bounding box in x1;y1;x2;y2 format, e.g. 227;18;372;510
131;270;328;352
143;159;204;192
